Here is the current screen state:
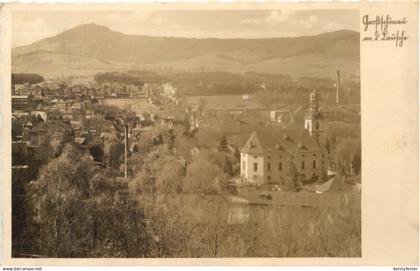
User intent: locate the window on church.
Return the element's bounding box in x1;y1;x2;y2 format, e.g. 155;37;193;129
313;160;317;169
267;163;271;172
278;162;283;171
301;161;305;170
316;122;320;130
253;163;258;172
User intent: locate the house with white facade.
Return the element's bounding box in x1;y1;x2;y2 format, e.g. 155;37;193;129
240;129;327;185
240;89;327;185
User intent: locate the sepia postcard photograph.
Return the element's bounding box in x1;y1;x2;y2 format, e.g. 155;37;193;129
0;1;418;267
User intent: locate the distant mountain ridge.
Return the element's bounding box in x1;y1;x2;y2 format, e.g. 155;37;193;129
12;23;360;79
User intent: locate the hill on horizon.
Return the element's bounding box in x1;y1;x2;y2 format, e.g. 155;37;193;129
12;23;360;80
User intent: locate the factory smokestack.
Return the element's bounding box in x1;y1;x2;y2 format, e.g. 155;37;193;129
336;70;340;104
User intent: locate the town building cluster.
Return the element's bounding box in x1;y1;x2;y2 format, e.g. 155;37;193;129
11;80;181;183
12;72;360;190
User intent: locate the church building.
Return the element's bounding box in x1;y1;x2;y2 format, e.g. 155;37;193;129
240;89;327;185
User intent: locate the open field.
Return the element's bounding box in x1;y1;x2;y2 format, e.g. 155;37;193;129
12;51;134;80
186;95;269;110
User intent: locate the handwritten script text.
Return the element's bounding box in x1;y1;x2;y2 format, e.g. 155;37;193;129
362;15;408;47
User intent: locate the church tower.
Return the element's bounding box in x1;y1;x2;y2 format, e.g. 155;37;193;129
304;89;322;139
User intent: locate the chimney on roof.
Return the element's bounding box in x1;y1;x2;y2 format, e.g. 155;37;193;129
336;70;340;104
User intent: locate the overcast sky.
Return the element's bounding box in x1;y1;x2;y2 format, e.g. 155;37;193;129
13;9;359;47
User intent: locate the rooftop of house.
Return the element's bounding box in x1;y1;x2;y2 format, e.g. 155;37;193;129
241;128;324;156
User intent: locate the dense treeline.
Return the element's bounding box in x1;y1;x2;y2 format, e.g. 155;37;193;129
20;145;149;257
12;73;44;85
94;72;146;86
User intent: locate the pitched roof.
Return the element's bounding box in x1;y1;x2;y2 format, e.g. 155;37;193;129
241;131;264;154
241;128;323;156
